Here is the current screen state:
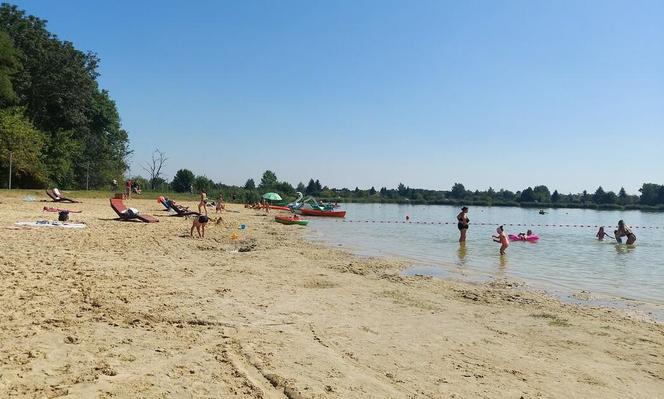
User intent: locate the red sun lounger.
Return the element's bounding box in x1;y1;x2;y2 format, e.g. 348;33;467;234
109;198;159;223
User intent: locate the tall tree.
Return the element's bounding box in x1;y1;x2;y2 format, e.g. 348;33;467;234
171;169;195;193
0;4;130;188
259;170;277;189
0;31;18;106
244;178;255;190
0;107;47;187
141;148;168;189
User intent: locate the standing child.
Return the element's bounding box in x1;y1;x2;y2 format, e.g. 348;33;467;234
198;191;208;215
191;215;209;238
215;193;225;213
596;226;613;241
493;225;509;255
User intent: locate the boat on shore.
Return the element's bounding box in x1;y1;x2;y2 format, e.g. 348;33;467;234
296;208;346;218
275;215;309;226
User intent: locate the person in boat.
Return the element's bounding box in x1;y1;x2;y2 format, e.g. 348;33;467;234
198;190;208;215
191;215;209;238
596;226;613;241
215;193;225;213
457;206;469;242
615;220;636;245
493;225;509;255
518;229;534;240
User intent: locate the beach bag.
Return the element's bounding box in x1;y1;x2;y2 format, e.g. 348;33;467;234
58;211;69;222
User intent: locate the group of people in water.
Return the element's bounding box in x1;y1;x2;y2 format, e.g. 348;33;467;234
456;206;637;255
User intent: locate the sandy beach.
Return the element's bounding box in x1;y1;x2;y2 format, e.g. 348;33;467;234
0;193;662;398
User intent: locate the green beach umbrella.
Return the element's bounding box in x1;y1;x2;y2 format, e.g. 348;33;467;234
262;192;282;201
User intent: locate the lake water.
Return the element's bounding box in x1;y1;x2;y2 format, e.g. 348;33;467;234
305;203;664;317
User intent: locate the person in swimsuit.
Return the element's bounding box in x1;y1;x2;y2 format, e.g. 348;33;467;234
493;225;509;255
215;193;225;213
616;220;636;245
457;206;469;242
596;226;613;241
198;191;208;215
191;215;209;238
518;229;534;240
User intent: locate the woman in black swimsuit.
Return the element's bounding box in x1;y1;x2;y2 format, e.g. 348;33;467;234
457;206;469;242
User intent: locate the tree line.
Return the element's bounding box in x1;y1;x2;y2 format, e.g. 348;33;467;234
129;162;664;211
0;4;129;189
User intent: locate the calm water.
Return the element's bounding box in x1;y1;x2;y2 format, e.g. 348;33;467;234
306;204;664;307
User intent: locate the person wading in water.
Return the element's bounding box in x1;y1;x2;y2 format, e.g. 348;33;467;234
457;206;469;242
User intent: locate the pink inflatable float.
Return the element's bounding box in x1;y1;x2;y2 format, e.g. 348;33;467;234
508;234;540;242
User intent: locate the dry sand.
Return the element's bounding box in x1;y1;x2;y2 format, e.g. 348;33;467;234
0;193;662;398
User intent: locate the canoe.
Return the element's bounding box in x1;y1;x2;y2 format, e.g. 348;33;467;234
296;208;346;218
275;216;309;226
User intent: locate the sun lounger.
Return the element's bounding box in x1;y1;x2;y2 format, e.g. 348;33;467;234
109;198;159;223
169;202;201;217
46;188;80;203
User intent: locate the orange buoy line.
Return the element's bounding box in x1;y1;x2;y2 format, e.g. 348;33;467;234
337;220;661;229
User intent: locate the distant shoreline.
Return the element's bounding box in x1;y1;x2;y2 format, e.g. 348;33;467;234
323;197;664;212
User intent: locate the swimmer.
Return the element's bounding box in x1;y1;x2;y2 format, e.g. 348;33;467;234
615;220;636;245
191;215;209;238
596;226;613;241
518;229;534;240
492;225;509;255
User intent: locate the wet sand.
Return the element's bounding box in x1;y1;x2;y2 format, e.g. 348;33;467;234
0;193;662;398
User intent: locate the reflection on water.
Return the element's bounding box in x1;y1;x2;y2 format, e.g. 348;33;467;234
456;243;467;267
307;203;664;306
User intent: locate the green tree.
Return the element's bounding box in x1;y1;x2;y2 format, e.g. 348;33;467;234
193;175;214;193
0;4;130;187
296;182;306;193
450;183;466;199
171;169;195;192
244;178;255;190
639;183;664;206
551;190;561;203
259;170;277;189
0;107;47;187
593;186;606;204
0;31;18;106
533;185;551;203
369;186;377;195
519;187;535;202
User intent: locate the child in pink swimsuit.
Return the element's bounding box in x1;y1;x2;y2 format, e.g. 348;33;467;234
493;225;509;255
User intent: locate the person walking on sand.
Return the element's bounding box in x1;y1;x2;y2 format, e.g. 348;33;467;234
191;215;209;238
493;225;509;255
198;190;208;215
457;206;469;242
615;220;637;245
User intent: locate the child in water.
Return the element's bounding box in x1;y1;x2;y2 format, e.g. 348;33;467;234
596;226;613;241
518;229;534;240
191;215;209;238
493;225;509;255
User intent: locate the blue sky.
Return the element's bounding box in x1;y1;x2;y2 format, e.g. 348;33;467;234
9;0;664;194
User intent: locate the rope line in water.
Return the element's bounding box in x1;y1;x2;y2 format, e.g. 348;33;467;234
338;220;661;229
